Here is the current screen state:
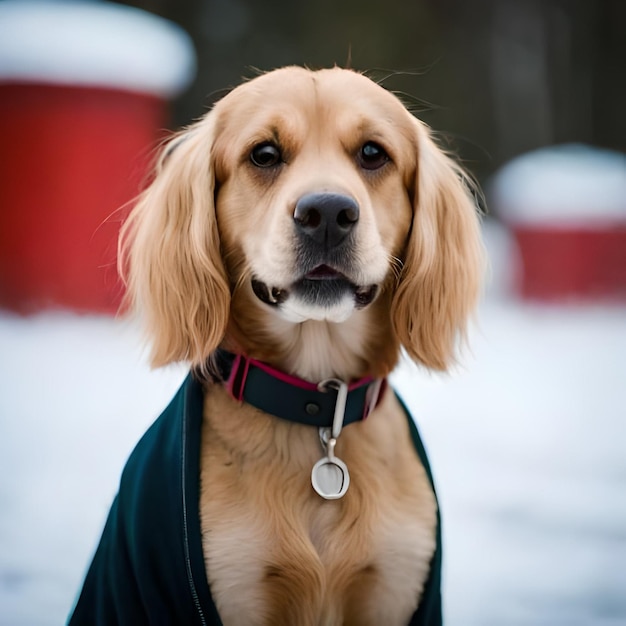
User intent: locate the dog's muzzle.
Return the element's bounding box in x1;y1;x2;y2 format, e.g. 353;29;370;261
251;192;379;316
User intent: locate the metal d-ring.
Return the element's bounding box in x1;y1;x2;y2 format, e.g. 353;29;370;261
317;378;349;440
312;378;351;500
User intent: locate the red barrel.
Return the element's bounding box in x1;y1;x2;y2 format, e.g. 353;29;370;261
512;225;626;301
491;145;626;302
0;1;195;313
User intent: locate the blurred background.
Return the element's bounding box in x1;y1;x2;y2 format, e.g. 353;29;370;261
150;0;626;180
0;1;625;625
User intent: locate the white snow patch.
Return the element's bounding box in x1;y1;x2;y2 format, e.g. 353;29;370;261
391;301;626;625
0;1;196;97
490;144;626;227
0;312;187;623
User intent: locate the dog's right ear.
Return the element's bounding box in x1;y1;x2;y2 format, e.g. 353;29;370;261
119;113;231;368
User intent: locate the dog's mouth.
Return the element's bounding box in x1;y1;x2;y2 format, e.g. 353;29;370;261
303;264;344;281
251;265;379;313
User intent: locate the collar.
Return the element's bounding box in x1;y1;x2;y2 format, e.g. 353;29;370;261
217;351;386;429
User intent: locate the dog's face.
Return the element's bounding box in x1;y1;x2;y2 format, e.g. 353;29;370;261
121;67;483;378
212;68;415;326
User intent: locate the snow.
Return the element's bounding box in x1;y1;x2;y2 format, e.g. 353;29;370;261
0;1;196;98
392;298;626;625
489;144;626;227
1;222;626;625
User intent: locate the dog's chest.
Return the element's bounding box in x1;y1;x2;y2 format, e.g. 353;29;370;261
199;389;437;626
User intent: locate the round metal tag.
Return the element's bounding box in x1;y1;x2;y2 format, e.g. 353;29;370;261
311;456;350;500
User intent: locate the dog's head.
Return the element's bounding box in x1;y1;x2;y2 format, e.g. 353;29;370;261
121;67;484;378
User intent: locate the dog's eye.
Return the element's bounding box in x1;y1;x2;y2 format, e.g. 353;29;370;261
250;142;282;168
358;141;389;170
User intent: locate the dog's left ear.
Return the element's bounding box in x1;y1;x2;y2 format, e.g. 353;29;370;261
391;119;485;371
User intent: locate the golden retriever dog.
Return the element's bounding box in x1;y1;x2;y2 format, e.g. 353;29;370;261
70;67;483;626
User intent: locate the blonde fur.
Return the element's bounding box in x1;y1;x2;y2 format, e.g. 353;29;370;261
119;123;231;367
391;119;484;370
119;66;484;624
200;385;437;625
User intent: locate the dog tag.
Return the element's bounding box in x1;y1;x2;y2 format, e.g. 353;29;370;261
311;379;351;500
311;437;350;500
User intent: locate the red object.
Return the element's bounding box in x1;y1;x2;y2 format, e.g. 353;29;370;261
0;82;166;313
511;225;626;301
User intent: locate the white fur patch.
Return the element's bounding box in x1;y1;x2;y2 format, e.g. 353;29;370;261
263;309;373;381
278;293;356;324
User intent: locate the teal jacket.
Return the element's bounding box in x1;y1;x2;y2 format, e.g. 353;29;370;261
69;374;442;625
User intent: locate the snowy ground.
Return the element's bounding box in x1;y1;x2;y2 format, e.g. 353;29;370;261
1;223;626;625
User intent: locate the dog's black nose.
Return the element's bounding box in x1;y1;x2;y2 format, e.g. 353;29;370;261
293;193;359;248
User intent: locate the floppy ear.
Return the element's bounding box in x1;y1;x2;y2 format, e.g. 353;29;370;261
119;113;230;368
391;119;485;371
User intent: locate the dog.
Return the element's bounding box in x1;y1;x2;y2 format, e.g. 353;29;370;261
69;67;484;626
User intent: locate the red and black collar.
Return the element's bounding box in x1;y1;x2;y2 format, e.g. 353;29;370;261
213;350;386;429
